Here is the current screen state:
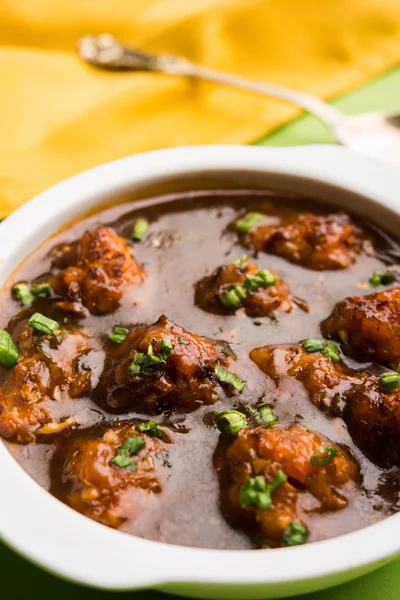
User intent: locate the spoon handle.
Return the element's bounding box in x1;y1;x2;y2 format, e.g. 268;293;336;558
78;35;343;137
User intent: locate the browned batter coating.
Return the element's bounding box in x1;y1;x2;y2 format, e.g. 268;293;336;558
0;325;102;443
195;258;298;316
250;344;364;413
251;344;400;466
58;422;167;528
222;425;358;546
101;315;235;413
51;227;146;314
322;287;400;368
247;213;364;270
346;377;400;466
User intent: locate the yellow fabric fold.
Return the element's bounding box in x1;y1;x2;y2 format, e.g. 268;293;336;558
0;0;399;217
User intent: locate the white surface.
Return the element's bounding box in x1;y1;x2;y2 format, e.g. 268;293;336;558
0;145;399;598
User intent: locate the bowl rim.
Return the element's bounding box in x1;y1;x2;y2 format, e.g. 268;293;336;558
0;144;400;592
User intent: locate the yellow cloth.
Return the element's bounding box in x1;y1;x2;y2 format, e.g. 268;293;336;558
0;1;399;218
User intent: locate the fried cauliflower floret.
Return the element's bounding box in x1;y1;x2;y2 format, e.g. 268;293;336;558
51;227;145;314
0;326;102;443
195;258;300;316
57;422;167;528
101;315;236;413
345;376;400;466
223;425;358;546
250;343;400;466
247;212;364;270
322;288;400;368
250;344;364;413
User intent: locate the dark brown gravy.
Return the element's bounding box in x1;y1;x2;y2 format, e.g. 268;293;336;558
1;189;399;549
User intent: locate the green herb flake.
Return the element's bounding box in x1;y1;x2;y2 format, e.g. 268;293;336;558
239;470;287;509
219;284;247;309
108;326;129;344
245;403;277;427
12;283;33;305
110;455;135;469
160;337;173;360
178;336;189;345
0;330;19;368
233;254;249;265
281;522;309;547
214;362;246;393
322;341;340;363
235;212;265;233
302;339;326;353
310;446;337;466
128;350;162;376
128;340;172;376
214;410;247;435
245;403;262;422
31;283;52;298
131;218;149;241
257;403;278;427
243;269;276;293
369;271;395;287
303;339;340;363
380;371;400;392
109;435;145;470
28;312;59;335
136;421;164;438
121;435;145;455
219;269;275;310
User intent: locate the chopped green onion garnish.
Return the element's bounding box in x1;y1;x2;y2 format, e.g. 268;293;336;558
128;358;142;375
245;403;277;427
303;339;340;363
110;435;145;469
12;283;33;305
310;446;337;466
131;218;149;241
160;337;173;360
128;340;172;376
257;403;277;427
178;336;189;345
107;326;129;344
136;421;164;438
380;371;400;392
109;454;135;469
128;349;163;376
234;254;248;265
369;271;395;287
219;284;247;309
302;339;326;353
0;330;19;368
322;341;340;363
239;470;287;509
219;269;276;310
245;403;262;422
13;282;52;304
235;212;264;233
214;410;247;435
28;313;59;335
243;269;276;292
121;435;145;454
31;283;52;298
281;522;309;547
214;362;246;393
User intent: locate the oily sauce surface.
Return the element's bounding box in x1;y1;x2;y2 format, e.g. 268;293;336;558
1;190;399;549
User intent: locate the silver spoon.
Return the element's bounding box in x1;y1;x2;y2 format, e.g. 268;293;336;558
78;34;400;164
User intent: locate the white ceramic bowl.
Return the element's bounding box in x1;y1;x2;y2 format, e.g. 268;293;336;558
1;145;400;599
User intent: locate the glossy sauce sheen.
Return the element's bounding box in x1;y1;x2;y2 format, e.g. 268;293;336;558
1;190;399;549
